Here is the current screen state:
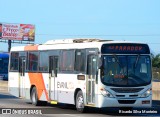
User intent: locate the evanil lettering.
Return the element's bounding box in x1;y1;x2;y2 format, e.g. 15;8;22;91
57;82;74;89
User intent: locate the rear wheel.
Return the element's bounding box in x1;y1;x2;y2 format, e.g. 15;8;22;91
31;87;47;106
76;90;86;113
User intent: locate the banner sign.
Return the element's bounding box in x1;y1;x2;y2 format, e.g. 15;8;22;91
0;23;35;41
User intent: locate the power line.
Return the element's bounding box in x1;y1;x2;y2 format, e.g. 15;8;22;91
35;34;160;37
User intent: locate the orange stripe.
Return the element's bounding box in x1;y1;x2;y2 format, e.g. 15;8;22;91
28;73;49;101
24;45;38;51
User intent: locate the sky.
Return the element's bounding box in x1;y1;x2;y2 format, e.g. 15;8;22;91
0;0;160;54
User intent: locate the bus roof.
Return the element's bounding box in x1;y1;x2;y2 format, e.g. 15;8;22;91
0;53;9;58
10;39;149;52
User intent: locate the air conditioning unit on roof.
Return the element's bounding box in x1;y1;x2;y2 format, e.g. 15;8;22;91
44;38;113;44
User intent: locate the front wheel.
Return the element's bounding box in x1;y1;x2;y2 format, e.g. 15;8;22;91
76;90;86;113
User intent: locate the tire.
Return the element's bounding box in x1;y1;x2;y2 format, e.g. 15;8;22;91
76;90;86;113
31;87;47;106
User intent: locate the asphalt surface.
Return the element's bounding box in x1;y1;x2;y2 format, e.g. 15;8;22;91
0;91;160;117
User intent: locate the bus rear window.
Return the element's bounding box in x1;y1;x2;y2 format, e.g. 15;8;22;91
10;52;19;71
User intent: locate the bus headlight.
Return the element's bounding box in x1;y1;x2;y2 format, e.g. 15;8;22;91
140;88;152;98
100;88;114;98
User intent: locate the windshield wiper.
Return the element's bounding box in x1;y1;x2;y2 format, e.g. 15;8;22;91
134;54;140;68
113;54;123;68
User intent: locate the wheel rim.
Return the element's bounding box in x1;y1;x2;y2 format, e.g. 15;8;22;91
77;95;84;109
32;91;36;104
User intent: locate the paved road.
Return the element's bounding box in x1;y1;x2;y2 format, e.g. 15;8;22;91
0;92;160;117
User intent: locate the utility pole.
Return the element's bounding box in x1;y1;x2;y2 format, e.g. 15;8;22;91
8;40;11;52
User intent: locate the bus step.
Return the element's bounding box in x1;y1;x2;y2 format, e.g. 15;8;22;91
50;100;58;104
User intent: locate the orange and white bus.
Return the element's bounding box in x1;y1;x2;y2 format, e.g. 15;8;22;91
9;39;152;112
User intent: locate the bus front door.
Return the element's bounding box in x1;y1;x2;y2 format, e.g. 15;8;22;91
49;56;59;101
19;57;26;98
87;54;97;104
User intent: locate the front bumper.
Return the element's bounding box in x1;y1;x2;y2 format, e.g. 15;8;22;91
97;94;152;108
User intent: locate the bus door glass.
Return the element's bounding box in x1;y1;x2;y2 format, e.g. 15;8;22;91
19;56;26;97
49;56;59;101
87;54;97;104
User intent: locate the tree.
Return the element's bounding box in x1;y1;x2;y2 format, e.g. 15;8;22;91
152;54;160;68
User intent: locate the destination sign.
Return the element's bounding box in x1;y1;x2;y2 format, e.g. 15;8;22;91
101;43;150;54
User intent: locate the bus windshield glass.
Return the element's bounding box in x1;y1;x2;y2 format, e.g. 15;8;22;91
0;58;9;73
101;55;151;87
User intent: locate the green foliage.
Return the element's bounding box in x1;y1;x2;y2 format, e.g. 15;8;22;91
152;53;160;81
152;54;160;68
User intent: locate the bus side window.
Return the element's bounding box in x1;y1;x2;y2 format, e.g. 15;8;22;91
75;50;86;73
10;52;19;71
39;51;49;72
32;63;38;71
60;50;74;71
28;52;38;71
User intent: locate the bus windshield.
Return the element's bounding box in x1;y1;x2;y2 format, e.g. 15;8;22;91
101;55;151;87
0;58;9;73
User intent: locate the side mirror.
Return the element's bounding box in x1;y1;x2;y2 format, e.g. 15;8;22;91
98;58;102;69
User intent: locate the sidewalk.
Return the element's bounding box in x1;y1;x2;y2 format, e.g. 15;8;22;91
152;82;160;100
0;80;8;93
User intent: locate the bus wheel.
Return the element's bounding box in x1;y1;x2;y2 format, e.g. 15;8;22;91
31;87;40;106
76;91;86;113
31;87;47;106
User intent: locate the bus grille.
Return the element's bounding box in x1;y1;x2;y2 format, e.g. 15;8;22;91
111;88;143;93
118;100;136;104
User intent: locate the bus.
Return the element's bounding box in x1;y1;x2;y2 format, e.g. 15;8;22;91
0;53;9;80
8;39;152;112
